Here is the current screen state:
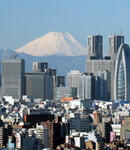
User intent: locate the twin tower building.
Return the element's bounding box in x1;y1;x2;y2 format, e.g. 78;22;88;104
86;35;130;101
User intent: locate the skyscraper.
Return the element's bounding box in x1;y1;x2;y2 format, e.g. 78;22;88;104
78;73;95;100
67;70;82;96
97;70;110;100
25;72;53;100
114;44;130;101
109;35;124;60
32;62;58;99
67;70;82;87
86;58;113;100
87;35;103;60
2;58;25;99
108;35;125;99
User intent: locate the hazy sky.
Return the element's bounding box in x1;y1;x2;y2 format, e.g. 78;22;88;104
0;0;130;54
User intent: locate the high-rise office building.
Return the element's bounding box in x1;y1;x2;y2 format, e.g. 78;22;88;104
67;70;82;97
114;44;130;101
109;35;124;60
32;61;58;100
47;68;57;99
32;61;58;99
86;58;113;100
67;70;82;88
97;70;110;100
2;58;25;99
87;35;103;60
86;59;113;76
25;72;53;100
78;73;95;100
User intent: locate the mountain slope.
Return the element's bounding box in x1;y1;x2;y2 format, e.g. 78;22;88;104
15;32;86;56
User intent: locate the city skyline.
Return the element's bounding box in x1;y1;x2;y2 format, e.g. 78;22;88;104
1;1;130;149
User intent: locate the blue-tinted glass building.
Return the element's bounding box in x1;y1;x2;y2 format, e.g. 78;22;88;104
114;44;130;101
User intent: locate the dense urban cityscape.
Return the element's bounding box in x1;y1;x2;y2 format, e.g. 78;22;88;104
0;34;129;149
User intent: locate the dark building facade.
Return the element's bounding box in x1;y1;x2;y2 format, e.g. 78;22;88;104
56;76;65;87
96;70;110;100
87;35;103;60
96;122;112;142
0;127;8;148
41;121;69;149
2;58;25;99
25;72;53;100
23;113;54;127
108;35;124;60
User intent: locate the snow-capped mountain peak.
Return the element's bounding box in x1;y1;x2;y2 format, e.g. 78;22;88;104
15;32;86;56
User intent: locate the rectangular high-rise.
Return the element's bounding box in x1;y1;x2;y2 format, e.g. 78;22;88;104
67;70;82;96
86;58;113;100
87;35;103;60
78;73;95;100
2;58;25;99
108;35;124;60
25;72;53;100
67;70;82;88
96;70;110;100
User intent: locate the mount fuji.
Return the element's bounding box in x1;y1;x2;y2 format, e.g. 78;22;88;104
0;32;87;75
15;32;86;56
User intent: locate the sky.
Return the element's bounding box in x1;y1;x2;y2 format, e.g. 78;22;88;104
0;0;130;55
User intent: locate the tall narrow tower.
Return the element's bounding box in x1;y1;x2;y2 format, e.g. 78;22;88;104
109;35;124;60
114;44;130;101
87;35;103;60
